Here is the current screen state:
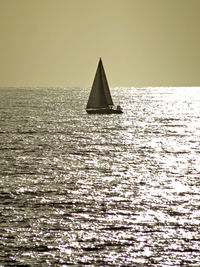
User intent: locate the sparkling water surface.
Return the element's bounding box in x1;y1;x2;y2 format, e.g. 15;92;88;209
0;87;200;266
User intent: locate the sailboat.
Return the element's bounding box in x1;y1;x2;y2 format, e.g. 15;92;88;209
86;58;123;114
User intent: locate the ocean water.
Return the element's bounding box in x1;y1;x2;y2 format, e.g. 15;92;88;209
0;86;200;266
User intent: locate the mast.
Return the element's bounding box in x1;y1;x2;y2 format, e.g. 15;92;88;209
99;58;113;106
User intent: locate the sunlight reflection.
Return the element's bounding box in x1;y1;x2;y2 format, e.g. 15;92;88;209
1;87;200;266
171;181;190;193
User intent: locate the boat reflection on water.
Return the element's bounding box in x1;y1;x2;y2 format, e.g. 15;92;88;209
86;58;123;114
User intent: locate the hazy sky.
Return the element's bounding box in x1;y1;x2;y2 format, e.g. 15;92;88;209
0;0;200;87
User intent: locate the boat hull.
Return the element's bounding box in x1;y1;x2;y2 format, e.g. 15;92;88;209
86;108;123;114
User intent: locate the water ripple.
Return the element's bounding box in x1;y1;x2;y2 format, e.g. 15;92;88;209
0;87;200;266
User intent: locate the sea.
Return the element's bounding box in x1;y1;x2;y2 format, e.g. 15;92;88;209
0;87;200;266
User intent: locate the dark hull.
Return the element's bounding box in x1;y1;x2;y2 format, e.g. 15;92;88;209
86;108;123;114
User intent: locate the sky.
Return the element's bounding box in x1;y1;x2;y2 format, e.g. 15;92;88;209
0;0;200;87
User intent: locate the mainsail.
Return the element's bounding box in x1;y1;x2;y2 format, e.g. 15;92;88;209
86;58;114;109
